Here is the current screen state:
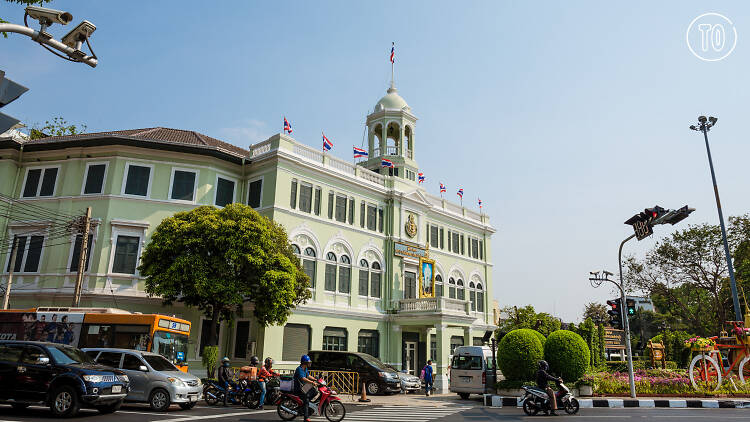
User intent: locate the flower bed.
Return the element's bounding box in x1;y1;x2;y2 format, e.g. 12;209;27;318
684;336;716;351
577;369;750;396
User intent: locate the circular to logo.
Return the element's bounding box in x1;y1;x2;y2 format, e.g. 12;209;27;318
686;12;738;62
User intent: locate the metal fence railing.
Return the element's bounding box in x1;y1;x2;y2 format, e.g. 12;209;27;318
228;367;360;398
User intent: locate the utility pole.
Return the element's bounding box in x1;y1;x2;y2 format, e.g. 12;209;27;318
2;237;19;310
72;207;91;307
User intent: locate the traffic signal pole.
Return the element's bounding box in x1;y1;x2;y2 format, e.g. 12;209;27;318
618;233;637;399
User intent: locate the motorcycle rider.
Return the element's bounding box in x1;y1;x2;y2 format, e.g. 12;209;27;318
294;354;318;422
537;360;562;416
218;357;235;406
258;357;279;410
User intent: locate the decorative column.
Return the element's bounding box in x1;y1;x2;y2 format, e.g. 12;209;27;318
463;326;471;347
434;323;450;394
389;324;403;369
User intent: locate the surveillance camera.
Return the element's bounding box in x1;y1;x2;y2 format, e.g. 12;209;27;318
708;116;718;124
62;20;96;49
698;115;707;123
25;6;73;26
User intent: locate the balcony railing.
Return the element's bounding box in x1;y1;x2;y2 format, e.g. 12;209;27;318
398;297;470;315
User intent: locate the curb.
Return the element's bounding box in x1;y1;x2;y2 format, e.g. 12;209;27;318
482;395;750;409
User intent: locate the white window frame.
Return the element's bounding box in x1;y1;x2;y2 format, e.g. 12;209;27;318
3;227;48;274
213;174;238;208
121;162;155;198
80;161;109;195
107;221;148;277
168;167;200;204
246;175;264;208
65;223;100;274
21;165;61;198
298;181;313;213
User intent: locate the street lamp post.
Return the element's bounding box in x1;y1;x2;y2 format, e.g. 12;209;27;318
690;116;742;321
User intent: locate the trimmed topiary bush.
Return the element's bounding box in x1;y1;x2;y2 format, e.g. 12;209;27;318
498;328;545;381
544;330;590;381
532;329;546;346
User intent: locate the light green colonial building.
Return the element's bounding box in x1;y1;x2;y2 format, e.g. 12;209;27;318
0;81;495;392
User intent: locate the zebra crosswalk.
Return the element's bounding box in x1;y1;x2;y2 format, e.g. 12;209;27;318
310;404;475;422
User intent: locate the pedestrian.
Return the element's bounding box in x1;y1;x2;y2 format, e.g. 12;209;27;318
421;360;434;396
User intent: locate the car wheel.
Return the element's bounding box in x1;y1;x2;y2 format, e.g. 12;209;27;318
50;385;80;417
149;388;171;412
179;402;196;410
366;380;380;395
458;392;470;400
11;403;29;411
96;402;122;414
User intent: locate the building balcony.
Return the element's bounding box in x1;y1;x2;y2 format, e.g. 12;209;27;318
398;297;470;316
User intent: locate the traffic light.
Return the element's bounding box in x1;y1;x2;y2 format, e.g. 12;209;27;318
606;298;622;329
653;205;696;226
0;71;29;134
624;205;666;241
626;298;636;316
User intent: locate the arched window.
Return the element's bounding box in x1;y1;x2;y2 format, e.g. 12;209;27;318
386;122;400;155
457;279;465;300
372;124;383;156
370;261;382;298
297;247;316;288
469;281;476;311
476;283;485;313
435;274;443;297
291;244;301;254
448;277;456;299
358;259;369;296
404;126;413;159
339;255;351;294
324;252;337;292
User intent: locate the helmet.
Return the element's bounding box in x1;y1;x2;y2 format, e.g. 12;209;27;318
222;357;230;366
300;354;311;364
249;356;259;365
539;360;549;371
264;357;274;367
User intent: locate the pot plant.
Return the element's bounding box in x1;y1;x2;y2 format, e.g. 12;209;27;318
575;374;595;396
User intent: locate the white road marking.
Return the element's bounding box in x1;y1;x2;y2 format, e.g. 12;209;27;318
151;409;275;422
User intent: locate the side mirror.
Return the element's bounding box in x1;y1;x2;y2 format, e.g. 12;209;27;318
139;365;148;372
37;356;50;365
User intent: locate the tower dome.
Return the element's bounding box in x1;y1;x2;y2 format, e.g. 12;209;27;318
374;82;410;112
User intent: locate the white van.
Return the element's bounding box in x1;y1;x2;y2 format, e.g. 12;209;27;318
449;346;497;399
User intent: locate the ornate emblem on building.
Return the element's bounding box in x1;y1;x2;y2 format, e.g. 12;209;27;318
405;214;417;238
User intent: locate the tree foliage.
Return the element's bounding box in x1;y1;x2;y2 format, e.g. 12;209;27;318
29;117;86;139
496;305;561;338
582;302;608;324
624;215;750;336
139;204;311;347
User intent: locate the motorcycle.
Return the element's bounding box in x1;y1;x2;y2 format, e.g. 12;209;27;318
520;379;579;416
240;377;282;409
276;378;346;422
204;379;251;406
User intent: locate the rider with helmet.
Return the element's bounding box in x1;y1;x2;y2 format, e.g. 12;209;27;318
257;357;279;410
218;357;235;406
537;360;562;416
294;354;318;422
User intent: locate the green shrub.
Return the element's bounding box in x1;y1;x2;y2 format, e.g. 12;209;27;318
498;328;545;381
532;329;546;346
544;330;590;381
649;331;693;368
202;345;219;378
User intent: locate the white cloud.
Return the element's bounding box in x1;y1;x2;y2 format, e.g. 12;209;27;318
219;119;271;147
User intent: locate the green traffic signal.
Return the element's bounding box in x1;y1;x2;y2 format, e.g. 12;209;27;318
626;298;636;316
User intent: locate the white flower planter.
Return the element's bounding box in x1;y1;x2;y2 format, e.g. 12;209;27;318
579;385;593;396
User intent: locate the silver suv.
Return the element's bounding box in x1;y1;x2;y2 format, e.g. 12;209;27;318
83;348;201;411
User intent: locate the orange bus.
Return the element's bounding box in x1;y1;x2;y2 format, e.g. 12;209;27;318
0;307;191;371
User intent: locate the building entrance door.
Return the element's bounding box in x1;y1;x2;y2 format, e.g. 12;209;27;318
404;271;417;299
404;341;417;375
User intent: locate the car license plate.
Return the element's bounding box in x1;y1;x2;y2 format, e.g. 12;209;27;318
461;376;472;383
112;385;122;393
189;395;197;402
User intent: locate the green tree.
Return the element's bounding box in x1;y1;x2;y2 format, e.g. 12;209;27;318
139;204;311;349
582;302;608;324
497;305;561;337
624;215;750;336
29;116;86;139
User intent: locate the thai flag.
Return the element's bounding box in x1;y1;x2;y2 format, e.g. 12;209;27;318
457;188;464;198
478;198;482;208
353;146;368;158
440;183;446;193
418;173;425;183
283;117;292;134
381;158;394;168
322;132;333;151
390;42;395;63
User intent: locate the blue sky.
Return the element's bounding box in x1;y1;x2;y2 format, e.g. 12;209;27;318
2;1;750;322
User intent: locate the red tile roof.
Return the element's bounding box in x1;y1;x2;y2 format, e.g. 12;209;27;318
28;127;249;157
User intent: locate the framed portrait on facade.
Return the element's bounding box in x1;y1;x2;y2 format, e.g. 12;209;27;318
419;257;435;298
